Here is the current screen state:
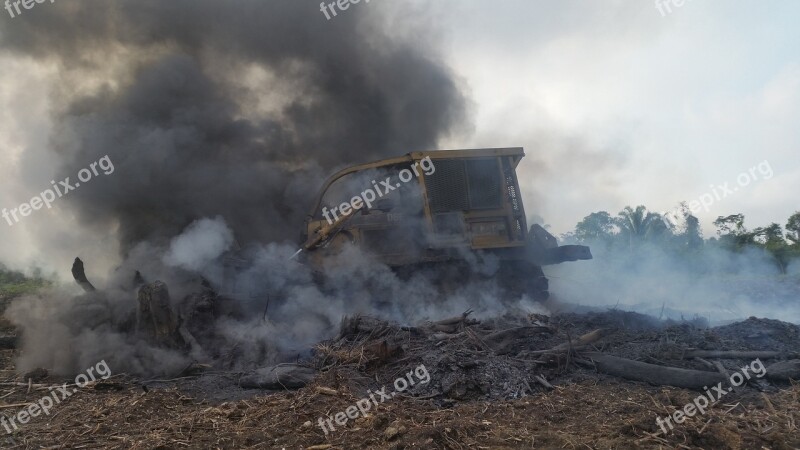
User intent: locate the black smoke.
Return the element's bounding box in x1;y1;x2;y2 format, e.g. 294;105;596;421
0;0;485;378
0;0;468;252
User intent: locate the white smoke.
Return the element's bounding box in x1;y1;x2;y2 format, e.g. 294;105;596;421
6;215;539;376
163;216;234;278
548;240;800;324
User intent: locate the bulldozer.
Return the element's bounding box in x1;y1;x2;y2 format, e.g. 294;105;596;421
299;147;591;301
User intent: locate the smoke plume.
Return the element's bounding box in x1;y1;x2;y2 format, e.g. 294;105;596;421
0;0;495;376
1;0;468;253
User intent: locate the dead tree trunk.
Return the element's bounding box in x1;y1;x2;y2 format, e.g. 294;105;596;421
136;281;184;348
71;257;96;292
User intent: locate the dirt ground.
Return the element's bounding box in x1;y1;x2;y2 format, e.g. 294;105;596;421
0;307;799;450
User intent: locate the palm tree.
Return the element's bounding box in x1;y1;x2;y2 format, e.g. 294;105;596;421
615;205;667;249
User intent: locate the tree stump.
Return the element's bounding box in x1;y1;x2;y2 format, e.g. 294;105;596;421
136;281;183;348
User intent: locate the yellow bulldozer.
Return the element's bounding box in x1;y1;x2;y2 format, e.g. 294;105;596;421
299;147;591;301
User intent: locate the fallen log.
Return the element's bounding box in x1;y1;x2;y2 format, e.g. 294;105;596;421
482;326;552;355
533;374;554;390
177;362;211;377
71;257;96;292
554;328;612;350
431;332;465;341
525;328;613;355
586;352;727;389
429;309;476;333
682;350;783;360
766;359;800;381
433;309;473;326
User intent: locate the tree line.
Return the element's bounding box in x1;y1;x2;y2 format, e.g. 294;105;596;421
562;204;800;274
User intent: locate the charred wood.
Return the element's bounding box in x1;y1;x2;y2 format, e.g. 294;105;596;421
239;364;316;389
483;326;553;355
71;257;96;292
526;328;613;355
132;271;146;290
585;352;727;389
765;359;800;381
682;350;784;360
428;309;477;333
136;281;184;348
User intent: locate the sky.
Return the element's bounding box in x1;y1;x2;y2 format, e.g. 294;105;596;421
436;0;800;235
0;0;798;272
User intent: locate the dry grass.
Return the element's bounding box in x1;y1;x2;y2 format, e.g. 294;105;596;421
2;311;799;448
1;363;798;450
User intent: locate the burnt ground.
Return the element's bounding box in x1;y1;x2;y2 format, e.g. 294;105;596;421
0;304;799;449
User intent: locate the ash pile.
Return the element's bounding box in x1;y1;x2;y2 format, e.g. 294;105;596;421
296;309;800;404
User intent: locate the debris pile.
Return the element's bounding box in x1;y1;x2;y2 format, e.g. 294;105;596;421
308;310;800;402
50;257;800;400
1;257;797;448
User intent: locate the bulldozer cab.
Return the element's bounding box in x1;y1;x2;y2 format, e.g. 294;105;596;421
303;148;533;267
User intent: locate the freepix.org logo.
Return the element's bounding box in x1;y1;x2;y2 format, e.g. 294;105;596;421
319;0;372;20
2;155;115;228
655;0;692;17
2;360;112;434
317;364;430;435
321;157;435;225
4;0;57;19
655;358;767;434
661;160;773;227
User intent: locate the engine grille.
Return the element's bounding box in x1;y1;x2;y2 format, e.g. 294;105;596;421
426;160;470;213
427;159;502;213
466;159;502;209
